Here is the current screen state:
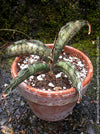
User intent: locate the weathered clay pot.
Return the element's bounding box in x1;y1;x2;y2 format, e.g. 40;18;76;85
11;44;93;121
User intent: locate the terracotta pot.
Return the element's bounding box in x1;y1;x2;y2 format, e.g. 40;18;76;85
11;44;93;121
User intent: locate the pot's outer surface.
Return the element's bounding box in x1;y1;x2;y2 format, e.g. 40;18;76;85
11;44;93;121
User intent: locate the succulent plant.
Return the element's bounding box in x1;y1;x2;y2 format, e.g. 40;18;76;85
0;20;91;103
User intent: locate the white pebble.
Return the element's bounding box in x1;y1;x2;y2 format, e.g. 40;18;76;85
69;56;72;60
21;64;28;69
69;59;73;62
37;75;43;81
21;64;24;67
77;61;82;65
63;52;66;55
41;74;45;78
79;64;84;67
33;55;39;60
81;69;87;74
64;75;67;78
63;57;68;61
31;75;34;79
32;83;35;86
48;82;54;87
55;72;62;78
73;57;78;60
63;87;66;89
31;55;35;58
48;89;51;91
4;83;8;87
23;60;27;64
24;80;27;83
80;74;85;78
29;76;34;80
29;59;35;64
68;56;73;62
25;57;29;62
59;55;62;59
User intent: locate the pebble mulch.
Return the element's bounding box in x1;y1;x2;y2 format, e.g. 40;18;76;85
17;53;88;91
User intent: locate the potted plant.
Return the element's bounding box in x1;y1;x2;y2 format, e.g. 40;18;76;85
1;20;93;121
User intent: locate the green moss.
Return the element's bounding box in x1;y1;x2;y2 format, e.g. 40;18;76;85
71;40;97;57
0;1;99;51
41;0;49;2
0;0;99;43
0;58;14;71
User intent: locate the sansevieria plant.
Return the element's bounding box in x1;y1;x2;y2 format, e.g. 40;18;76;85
0;20;91;103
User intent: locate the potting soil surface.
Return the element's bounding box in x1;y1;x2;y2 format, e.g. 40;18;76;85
17;53;88;91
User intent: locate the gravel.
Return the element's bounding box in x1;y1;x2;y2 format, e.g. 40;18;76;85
17;54;88;91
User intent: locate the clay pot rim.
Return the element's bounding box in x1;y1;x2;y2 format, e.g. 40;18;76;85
11;44;93;96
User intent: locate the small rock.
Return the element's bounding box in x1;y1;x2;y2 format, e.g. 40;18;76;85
17;63;20;66
31;55;35;58
77;61;82;65
23;60;27;64
59;55;62;59
48;89;51;91
4;83;8;87
63;57;68;61
63;52;66;55
64;75;67;78
30;76;34;79
41;74;45;78
24;80;27;83
55;72;62;78
37;75;43;81
63;87;66;89
48;82;54;87
32;83;35;86
29;59;35;64
34;55;39;59
20;64;28;69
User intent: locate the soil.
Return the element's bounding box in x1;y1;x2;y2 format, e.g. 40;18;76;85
17;53;88;91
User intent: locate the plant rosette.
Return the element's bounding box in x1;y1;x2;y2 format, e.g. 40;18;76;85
11;44;93;121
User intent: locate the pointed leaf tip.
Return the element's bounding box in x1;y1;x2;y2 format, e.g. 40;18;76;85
86;21;91;35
